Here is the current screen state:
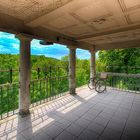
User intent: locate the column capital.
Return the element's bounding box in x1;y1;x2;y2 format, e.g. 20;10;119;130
15;34;32;41
67;45;77;50
89;46;96;53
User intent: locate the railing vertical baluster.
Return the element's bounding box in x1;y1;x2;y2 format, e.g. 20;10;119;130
42;79;44;103
49;66;52;99
36;80;38;105
37;68;40;79
126;66;128;74
54;77;55;99
47;78;49;101
119;76;122;89
57;67;59;96
52;77;53;100
7;85;9;117
40;79;41;103
32;81;34;106
0;87;2;119
112;75;114;88
58;77;60;96
111;75;112;88
12;84;14;115
67;65;69;77
9;68;12;83
134;77;136;92
45;68;47;78
53;77;55;99
124;76;126;91
112;66;113;73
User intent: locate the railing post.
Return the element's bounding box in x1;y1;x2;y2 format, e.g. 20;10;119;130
66;65;69;77
16;34;32;116
49;66;52;96
50;66;52;78
37;68;40;79
9;68;12;84
126;66;128;74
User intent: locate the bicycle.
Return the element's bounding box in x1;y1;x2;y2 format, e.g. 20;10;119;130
88;73;107;93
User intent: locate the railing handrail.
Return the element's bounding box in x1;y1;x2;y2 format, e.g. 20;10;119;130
30;76;68;82
0;82;19;87
105;72;140;78
0;66;69;72
105;66;140;68
0;75;69;87
0;69;18;72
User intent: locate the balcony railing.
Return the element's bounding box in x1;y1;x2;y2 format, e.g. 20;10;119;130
0;83;19;119
30;76;69;107
0;66;69;119
105;72;140;93
0;66;140;119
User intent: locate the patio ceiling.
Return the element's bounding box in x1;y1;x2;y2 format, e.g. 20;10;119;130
0;0;140;50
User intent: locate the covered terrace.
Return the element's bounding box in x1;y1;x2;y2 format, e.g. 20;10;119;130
0;0;140;140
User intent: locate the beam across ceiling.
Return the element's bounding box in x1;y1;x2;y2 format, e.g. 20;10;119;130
0;13;31;34
32;27;92;50
95;39;140;51
77;24;140;41
0;13;92;50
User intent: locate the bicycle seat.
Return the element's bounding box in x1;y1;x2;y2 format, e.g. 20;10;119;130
100;72;108;79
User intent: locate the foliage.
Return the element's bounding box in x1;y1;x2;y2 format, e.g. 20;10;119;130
98;48;140;73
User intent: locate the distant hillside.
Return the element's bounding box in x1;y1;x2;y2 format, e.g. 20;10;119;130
0;54;90;86
0;54;65;70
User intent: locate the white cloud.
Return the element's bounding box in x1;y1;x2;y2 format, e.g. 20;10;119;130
0;32;91;59
0;32;15;39
12;44;19;50
0;45;11;53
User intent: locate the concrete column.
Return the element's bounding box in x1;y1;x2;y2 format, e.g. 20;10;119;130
90;50;96;79
16;34;32;116
68;46;76;94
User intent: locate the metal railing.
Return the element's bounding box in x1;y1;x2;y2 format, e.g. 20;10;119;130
0;66;69;119
98;66;140;74
30;76;69;107
105;72;140;93
0;76;69;119
0;66;140;119
0;69;19;84
0;66;68;85
0;83;19;119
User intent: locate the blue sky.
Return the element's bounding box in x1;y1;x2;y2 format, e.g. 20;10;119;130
0;31;90;60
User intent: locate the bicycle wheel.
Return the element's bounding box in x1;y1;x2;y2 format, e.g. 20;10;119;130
95;79;106;93
88;78;95;90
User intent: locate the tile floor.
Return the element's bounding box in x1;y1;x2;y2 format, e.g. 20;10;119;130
0;86;140;140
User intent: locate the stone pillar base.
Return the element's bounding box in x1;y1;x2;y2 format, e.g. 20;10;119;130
19;109;30;117
70;90;76;95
